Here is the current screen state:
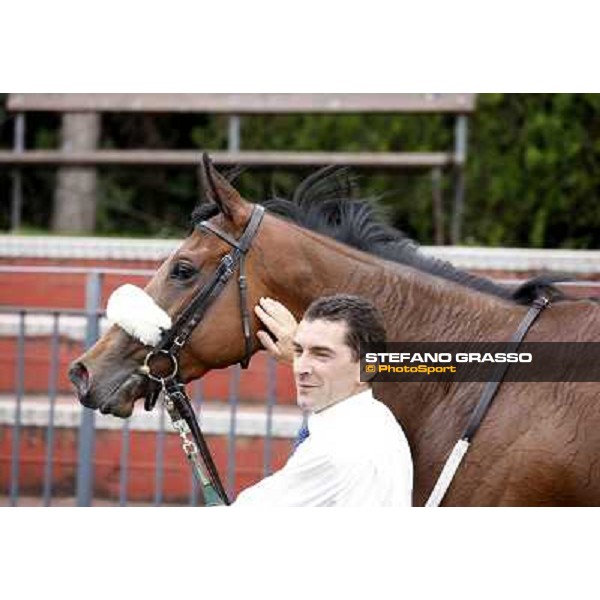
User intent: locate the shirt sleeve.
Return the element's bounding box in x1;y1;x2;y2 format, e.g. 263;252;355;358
232;443;340;507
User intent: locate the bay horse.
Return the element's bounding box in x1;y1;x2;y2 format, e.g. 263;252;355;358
69;157;600;506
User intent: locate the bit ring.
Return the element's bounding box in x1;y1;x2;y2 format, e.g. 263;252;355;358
141;349;179;383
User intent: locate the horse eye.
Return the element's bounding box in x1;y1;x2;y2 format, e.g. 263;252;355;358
170;261;197;280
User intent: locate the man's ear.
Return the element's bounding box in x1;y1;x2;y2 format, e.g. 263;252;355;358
356;356;376;386
198;153;249;226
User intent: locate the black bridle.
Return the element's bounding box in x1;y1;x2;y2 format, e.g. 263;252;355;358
156;204;265;366
140;204;265;505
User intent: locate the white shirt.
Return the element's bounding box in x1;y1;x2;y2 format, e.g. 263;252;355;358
233;389;413;506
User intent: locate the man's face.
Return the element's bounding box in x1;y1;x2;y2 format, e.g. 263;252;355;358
292;318;366;413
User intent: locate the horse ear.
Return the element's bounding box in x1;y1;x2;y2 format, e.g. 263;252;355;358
198;153;246;222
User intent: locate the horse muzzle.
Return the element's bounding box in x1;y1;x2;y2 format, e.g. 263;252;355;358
68;360;150;418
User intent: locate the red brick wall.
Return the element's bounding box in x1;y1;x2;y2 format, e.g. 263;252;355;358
0;425;291;502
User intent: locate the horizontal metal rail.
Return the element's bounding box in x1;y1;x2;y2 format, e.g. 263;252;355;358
1;265;598;284
0;306;101;316
0;149;455;169
7;93;478;114
0;265;155;276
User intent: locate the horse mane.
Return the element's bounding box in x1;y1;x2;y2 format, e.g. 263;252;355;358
191;166;566;305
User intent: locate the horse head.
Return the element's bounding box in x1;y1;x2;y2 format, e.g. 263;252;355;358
68;156;279;417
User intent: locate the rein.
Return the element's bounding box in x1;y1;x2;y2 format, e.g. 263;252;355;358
425;295;550;507
140;204;265;506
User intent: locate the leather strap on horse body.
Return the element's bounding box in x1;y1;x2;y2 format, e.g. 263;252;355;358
462;295;550;442
425;295;550;507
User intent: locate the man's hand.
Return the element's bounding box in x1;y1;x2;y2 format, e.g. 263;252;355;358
254;297;298;365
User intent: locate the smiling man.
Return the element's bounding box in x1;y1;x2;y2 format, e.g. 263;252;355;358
233;294;413;507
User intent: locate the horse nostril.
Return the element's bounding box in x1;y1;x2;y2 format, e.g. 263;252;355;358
69;361;91;397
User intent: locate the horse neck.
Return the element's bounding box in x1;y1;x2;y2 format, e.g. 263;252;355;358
264;222;517;343
260;221;537;503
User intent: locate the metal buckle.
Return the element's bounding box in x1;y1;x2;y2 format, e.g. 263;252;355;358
219;254;235;279
222;254;234;267
182;440;198;457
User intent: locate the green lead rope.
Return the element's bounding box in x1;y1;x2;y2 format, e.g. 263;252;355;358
162;390;227;507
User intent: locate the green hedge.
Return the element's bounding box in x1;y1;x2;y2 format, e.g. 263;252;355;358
465;94;600;249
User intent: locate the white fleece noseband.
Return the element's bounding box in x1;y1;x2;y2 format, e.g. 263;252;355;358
106;284;172;346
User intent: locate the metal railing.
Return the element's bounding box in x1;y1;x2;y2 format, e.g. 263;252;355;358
0;266;299;506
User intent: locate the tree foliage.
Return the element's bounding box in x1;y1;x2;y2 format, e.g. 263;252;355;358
0;94;598;248
465;94;600;248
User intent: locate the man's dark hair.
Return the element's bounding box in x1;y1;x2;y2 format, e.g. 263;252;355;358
303;294;386;361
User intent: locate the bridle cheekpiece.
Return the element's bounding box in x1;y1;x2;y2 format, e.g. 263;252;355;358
137;203;265;506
